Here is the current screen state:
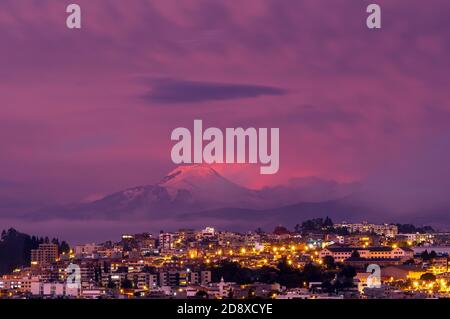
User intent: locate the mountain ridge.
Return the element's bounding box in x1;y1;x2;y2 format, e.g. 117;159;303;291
14;165;450;232
23;165;358;222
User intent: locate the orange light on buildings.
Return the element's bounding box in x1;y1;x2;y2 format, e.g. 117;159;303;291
189;250;197;259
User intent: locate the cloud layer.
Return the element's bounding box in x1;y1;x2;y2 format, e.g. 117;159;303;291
143;78;286;103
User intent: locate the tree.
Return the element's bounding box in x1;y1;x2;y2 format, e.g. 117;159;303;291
420;273;436;282
351;250;360;258
255;266;278;284
337;265;356;287
59;241;70;254
323;256;336;270
0;228;58;275
107;278;117;289
396;224;435;234
340;265;356;279
333;227;350;236
195;290;209;299
247;288;256;299
301;218;324;232
300;217;334;233
302;263;325;283
211;260;253;284
255;227;264;234
403;258;415;265
421;250;430;260
323;216;334;229
421;250;437;261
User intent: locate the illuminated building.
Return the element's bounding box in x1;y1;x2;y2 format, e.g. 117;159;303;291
31;244;58;266
335;222;398;238
159;232;175;250
319;246;413;262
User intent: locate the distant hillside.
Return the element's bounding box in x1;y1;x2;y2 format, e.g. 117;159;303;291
0;228;69;275
175;196;377;231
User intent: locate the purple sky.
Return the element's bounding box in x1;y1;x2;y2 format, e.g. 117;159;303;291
1;1;450;241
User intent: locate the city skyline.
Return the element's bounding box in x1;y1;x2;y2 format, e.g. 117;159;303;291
1;219;449;300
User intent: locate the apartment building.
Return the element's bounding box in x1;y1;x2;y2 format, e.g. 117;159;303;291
335;222;398;238
31;244;58;266
319;246;414;262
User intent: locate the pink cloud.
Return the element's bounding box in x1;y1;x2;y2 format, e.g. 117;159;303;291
0;0;449;220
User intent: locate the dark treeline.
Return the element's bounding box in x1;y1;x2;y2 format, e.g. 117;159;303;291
0;228;70;275
396;224;435;234
291;217;349;235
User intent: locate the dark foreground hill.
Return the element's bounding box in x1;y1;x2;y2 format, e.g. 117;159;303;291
0;228;69;275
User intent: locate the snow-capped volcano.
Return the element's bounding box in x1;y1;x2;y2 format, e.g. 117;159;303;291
161;165;223;187
158;165;260;206
27;165;265;220
25;164;359;223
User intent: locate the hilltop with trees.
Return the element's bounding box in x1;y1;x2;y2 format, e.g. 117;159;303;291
0;228;69;275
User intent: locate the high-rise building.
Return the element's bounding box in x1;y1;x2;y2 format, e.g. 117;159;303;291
31;244;58;266
200;271;212;286
159;232;174;250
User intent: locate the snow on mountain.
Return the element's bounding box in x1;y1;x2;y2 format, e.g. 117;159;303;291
25;164;358;222
17;165;450;232
26;165;265;220
158;165;262;207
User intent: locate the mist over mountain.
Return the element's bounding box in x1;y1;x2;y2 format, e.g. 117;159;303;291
5;164;448;234
259;176;360;204
22;165;357;221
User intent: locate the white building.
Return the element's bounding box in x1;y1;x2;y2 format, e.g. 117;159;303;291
201;227;216;239
397;233;434;244
81;288;106;299
31;282;80;297
0;276;39;293
200;271;211;286
335;222;398;238
319;246;414;262
74;243;99;257
276;288;344;299
159;232;174;250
